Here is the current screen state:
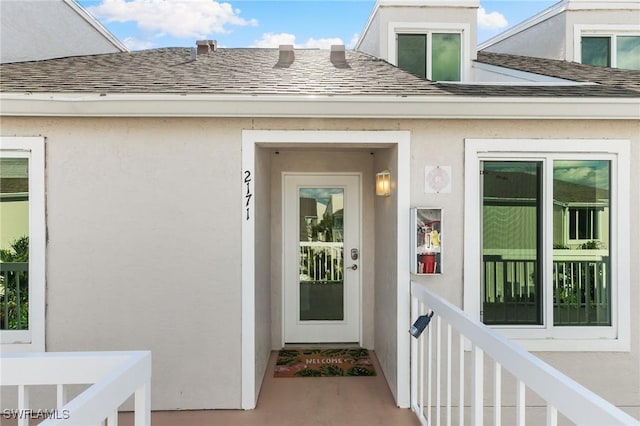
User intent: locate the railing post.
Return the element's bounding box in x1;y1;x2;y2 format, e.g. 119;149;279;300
546;405;558;426
57;383;67;409
446;323;452;426
516;380;526;426
134;379;151;426
493;362;501;426
458;335;465;426
18;385;29;426
471;345;483;426
436;316;442;426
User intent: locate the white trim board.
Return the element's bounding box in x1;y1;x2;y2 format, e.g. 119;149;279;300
241;130;411;409
2;93;638;120
0;137;46;352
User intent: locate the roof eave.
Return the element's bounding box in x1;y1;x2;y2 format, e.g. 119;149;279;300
1;93;638;120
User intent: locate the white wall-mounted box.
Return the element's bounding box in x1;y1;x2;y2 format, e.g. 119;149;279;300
411;208;443;274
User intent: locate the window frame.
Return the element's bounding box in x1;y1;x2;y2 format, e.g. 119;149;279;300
464;139;630;352
0;137;45;352
573;24;640;69
388;22;470;81
567;206;604;244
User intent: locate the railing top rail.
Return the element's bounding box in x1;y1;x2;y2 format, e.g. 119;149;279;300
299;241;343;247
411;281;639;426
40;351;151;426
1;351;151;426
0;351;150;386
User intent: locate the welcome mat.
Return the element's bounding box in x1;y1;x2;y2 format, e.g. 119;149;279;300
274;348;376;377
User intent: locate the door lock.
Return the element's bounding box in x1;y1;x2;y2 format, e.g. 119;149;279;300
350;248;359;260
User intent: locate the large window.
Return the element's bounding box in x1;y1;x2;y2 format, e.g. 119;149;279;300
0;137;45;351
465;140;630;351
482;160;611;327
390;23;468;81
579;33;640;70
397;32;461;81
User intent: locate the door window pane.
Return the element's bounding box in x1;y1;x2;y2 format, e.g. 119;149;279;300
482;161;542;325
617;36;640;70
299;188;344;321
581;37;611;67
0;158;29;330
397;34;427;79
432;33;461;81
553;161;611;326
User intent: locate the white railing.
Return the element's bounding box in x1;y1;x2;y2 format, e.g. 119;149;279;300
482;258;610;326
299;242;343;282
410;281;638;426
0;351;151;426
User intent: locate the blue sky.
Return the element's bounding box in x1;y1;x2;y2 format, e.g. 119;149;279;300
77;0;559;50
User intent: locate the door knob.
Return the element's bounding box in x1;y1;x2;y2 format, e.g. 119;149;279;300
346;264;358;271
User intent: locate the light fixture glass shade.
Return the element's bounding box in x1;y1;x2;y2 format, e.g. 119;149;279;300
376;170;391;197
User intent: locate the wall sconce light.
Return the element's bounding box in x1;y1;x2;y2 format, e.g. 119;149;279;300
409;311;434;339
376;170;391;197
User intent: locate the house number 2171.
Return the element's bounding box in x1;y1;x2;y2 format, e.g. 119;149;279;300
244;170;252;220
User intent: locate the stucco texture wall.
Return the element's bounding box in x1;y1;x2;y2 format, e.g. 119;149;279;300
1;117;638;414
2;117;245;409
482;13;567;60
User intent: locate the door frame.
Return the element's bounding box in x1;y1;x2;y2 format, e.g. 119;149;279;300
241;130;411;409
282;172;362;345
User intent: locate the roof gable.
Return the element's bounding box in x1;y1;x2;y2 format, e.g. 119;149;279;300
0;0;126;64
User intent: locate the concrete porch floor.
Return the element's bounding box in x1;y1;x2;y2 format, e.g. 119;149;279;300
120;350;419;426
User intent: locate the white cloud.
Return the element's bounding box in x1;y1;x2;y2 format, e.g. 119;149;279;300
554;162;610;189
251;33;344;49
122;37;155;51
477;7;508;30
251;32;296;48
89;0;258;39
300;37;344;49
347;33;360;50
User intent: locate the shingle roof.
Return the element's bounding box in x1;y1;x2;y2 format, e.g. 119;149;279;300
477;51;640;93
0;47;450;96
483;171;609;204
1;47;638;98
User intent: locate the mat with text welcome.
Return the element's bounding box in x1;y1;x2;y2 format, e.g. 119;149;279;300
274;348;376;377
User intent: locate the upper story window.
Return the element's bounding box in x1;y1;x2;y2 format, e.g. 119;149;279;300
575;26;640;70
1;137;45;352
389;23;469;82
397;32;461;81
582;35;640;69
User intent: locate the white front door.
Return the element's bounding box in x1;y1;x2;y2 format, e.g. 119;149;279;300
283;174;361;343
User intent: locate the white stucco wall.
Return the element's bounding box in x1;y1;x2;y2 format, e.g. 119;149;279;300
0;116;637;415
254;146;272;399
374;146;400;401
482;13;567;59
357;10;382;58
0;0;123;63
